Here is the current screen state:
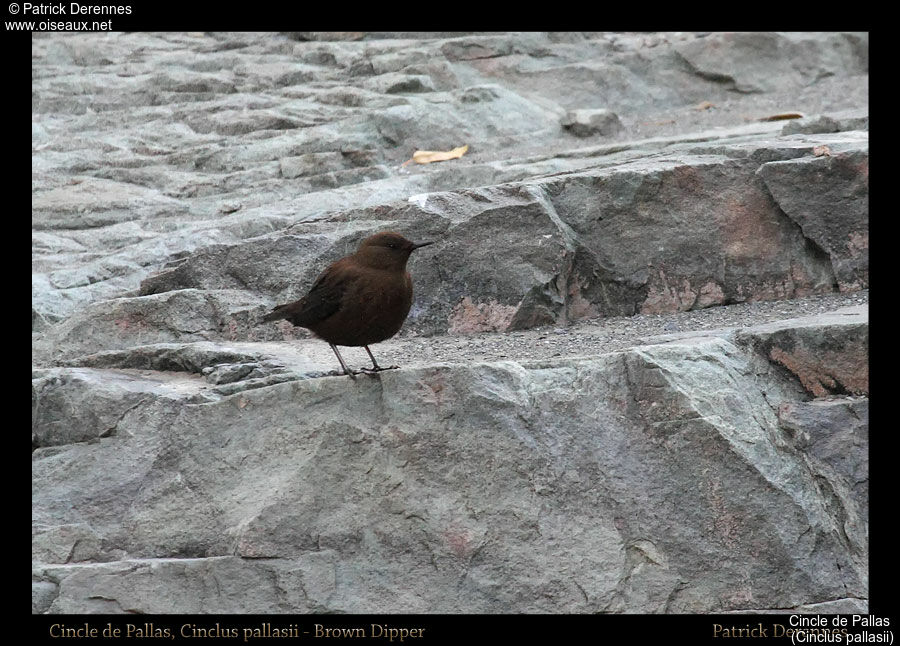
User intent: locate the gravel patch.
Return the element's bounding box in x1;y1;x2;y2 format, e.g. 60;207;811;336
271;290;868;372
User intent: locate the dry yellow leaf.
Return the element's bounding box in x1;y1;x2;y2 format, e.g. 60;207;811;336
408;144;469;165
694;101;715;111
813;145;832;157
759;112;805;122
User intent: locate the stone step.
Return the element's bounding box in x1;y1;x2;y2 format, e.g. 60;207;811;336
33;304;868;613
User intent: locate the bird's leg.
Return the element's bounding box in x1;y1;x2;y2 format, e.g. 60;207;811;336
329;343;357;379
360;345;400;373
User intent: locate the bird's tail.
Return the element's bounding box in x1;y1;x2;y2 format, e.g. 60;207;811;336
260;304;289;323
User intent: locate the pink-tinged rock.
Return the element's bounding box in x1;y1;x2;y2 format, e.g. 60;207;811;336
448;297;518;334
734;305;868;397
757;150;869;291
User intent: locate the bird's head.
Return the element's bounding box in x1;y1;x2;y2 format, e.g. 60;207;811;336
354;231;434;271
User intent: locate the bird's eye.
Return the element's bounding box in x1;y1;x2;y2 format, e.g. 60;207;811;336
388;243;397;249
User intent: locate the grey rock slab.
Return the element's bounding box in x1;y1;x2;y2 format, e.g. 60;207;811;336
781;109;869;135
33;523;105;564
37;557;313;614
105;134;869;347
33;289;271;363
757;148;869;291
61;341;322;378
34;332;866;612
425;132;867;332
363;72;436;94
734;305;868;397
561;109;624;137
461;55;697;116
682;129;868;162
32;578;59;615
32;224;239;328
531;148;850;320
137;225;390;299
777;396;868;525
32;177;189;231
674;32;867;94
366;87;561;153
32;366;209;449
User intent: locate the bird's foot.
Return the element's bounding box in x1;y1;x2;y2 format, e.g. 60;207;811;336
359;365;400;375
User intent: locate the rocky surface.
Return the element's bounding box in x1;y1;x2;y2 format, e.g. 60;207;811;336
33;32;868;614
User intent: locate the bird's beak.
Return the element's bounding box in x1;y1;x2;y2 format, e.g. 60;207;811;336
411;240;434;250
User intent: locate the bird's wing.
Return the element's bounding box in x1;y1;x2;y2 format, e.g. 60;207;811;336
262;262;349;326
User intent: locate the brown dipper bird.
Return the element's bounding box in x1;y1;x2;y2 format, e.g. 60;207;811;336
262;231;433;379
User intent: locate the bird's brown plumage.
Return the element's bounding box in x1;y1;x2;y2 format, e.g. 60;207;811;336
262;231;433;377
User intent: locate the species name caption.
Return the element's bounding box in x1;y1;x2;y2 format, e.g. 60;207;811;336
712;615;893;644
47;622;426;642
